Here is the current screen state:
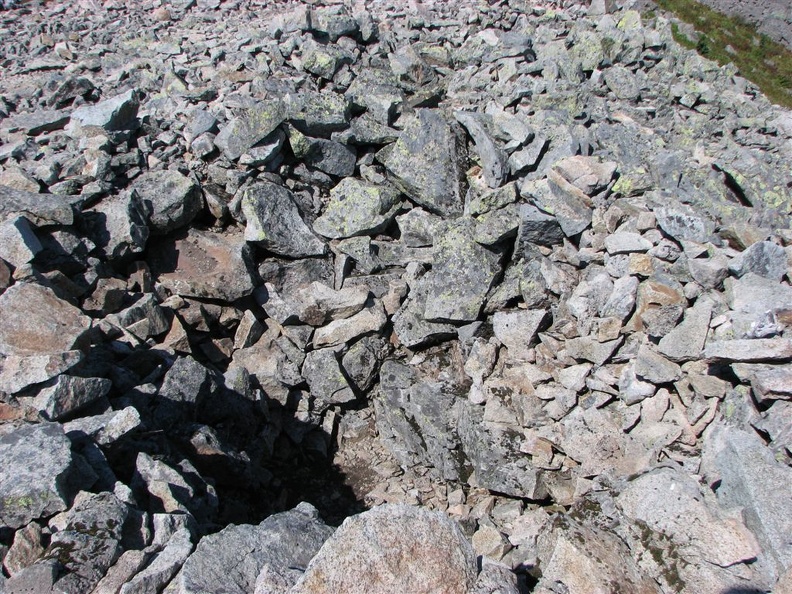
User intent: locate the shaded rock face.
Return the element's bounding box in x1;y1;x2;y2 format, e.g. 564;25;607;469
0;0;790;593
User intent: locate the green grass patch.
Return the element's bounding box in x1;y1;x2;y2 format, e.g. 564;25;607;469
653;0;792;108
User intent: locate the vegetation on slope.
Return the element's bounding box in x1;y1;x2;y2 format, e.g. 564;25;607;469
653;0;792;108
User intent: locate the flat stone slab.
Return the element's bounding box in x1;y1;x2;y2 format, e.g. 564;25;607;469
0;282;92;357
150;227;255;302
0;422;74;529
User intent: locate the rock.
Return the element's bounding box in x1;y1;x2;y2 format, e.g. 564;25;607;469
117;527;192;594
516;203;564;249
421;220;503;322
600;275;639;321
242;181;326;257
63;406;142;446
312;300;387;348
604;231;652;254
603;64;640;100
0;185;80;227
4;521;45;576
705;427;792;580
0;350;83;395
454;112;507;189
704;339;792;362
377;109;465;217
301;348;356;410
730;241;788;281
69;89;140;134
658;298;712;361
458;401;547;499
313;178;401;239
26;375;112;421
470;561;520;594
83;189;150;261
286;90;351;136
726;273;792;338
565;335;623;366
396;208;442;246
654;205;715;243
492;309;547;360
170;503;331;594
214;100;285;161
391;281;456;348
537;515;662;594
376;359;467;481
132;170;202;235
634;344;682;384
291;504;477;594
0;216;42;268
150;227;254;302
36;491;128;594
0;422;74;529
341;335;387;393
626;274;686;338
0;283;91;357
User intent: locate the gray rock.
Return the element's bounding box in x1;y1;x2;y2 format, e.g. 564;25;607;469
150;227;254;302
473;204;520;246
565;335;623;365
422;220;503;322
492;310;547;360
730;241;788;281
377;109;465;217
658;298;712;361
0;216;42;268
170;503;331;594
154;356;217;429
26;375;111;421
4;521;45;576
132;170;202;235
600;275;639;321
634;344;682;384
391;281;456;348
83;189;150;261
516;203;564;249
133;453;217;525
63;406;142;446
655;205;715;243
458;400;547;499
38;491;128;594
301;348;356;410
341;335;388;393
118;527;193;594
704;339;792;362
0;422;74;529
287;91;351;137
313;178;401;239
242;182;326;257
69;89;140;133
0;185;81;227
312;300;387;349
522;177;593;239
706;427;792;580
214;100;286;161
470;561;520;594
750;366;792;401
466;181;518;217
376;360;467;481
454;112;507;189
290;504;477;594
0;350;83;395
604;231;652;254
1;109;69;136
0;283;91;357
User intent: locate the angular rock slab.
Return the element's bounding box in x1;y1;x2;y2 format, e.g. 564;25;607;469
214;100;286;161
706;426;792;580
291;504;477;594
376;360;467;481
377;109;465;217
0;185;81;226
312;178;401;239
0;422;73;529
68;88;140;133
132;170;203;235
0;282;91;357
171;503;332;594
150;227;255;302
242;181;326;257
422;220;503;322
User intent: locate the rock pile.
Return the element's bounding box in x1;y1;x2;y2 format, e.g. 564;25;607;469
0;0;791;592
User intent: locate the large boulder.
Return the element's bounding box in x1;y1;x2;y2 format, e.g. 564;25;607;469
290;504;477;594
